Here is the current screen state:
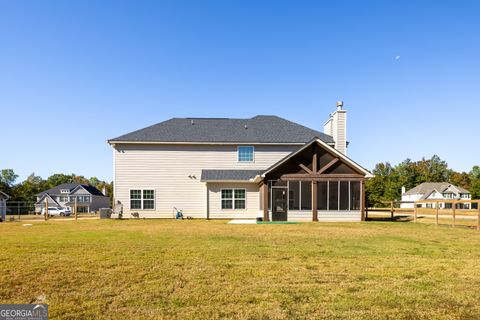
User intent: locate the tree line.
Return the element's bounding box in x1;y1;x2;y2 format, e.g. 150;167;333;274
0;169;112;203
366;155;480;207
1;154;478;207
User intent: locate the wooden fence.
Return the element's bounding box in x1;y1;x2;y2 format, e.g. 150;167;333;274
366;199;480;230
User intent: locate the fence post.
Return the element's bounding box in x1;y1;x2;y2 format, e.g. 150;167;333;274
17;202;20;220
44;198;48;221
390;201;394;221
452;200;456;228
477;201;480;231
435;201;439;225
414;201;417;222
74;197;78;221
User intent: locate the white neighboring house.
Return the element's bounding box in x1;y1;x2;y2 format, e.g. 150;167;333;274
0;190;9;222
108;102;373;222
401;182;471;209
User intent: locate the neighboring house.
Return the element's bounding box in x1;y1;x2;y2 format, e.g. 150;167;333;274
0;190;9;221
108;102;373;222
35;183;110;213
401;182;472;209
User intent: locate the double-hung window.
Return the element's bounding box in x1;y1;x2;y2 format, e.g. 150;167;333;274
130;189;155;210
238;146;254;162
221;189;246;210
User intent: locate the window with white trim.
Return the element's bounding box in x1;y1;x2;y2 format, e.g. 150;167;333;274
221;189;246;209
238;146;254;162
130;189;155;210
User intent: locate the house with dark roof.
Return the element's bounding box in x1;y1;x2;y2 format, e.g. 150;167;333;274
35;183;110;213
401;182;472;209
108;102;373;222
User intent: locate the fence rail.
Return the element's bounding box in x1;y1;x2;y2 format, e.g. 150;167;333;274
367;199;480;230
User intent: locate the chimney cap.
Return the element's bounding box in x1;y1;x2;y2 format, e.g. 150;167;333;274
336;101;344;109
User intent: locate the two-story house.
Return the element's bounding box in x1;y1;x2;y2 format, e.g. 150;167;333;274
35;183;110;213
108;102;373;222
401;182;472;209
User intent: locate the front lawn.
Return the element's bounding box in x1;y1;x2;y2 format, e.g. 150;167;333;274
1;220;479;319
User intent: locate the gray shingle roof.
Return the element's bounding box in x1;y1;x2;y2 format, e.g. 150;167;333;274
37;183;105;197
109;116;334;144
201;170;264;181
404;182;470;196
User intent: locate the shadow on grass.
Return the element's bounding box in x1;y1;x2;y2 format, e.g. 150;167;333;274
366;215;413;222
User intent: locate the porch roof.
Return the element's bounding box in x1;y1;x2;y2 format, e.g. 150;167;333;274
201;170;263;182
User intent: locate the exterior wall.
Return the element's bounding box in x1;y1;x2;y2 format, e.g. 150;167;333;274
113;144;298;218
207;182;260;219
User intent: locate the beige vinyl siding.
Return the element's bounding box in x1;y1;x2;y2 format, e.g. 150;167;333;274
114;144;297;218
207;183;260;219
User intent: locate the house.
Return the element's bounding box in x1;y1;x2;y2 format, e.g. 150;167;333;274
34;183;110;213
108;102;373;222
401;182;472;209
0;190;9;222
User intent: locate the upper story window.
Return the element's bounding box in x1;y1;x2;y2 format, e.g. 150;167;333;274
238;146;254;162
60;189;70;194
461;193;471;199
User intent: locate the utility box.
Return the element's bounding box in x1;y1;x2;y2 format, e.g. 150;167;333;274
99;208;111;219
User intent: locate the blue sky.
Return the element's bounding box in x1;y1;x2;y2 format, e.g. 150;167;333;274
1;1;479;182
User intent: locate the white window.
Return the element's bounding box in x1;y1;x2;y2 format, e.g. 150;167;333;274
130;189;155;210
238;146;254;162
60;189;70;194
221;189;246;210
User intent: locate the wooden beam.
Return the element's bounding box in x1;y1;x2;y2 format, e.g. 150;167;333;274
312;153;317;173
262;182;269;222
312;181;318;222
317;158;339;175
281;173;365;182
435;202;439;225
297;162;313;174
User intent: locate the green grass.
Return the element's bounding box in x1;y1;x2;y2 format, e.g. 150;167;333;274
1;220;480;319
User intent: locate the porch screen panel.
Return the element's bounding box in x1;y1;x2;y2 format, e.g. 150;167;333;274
300;181;312;210
340;182;349;210
289;181;300;210
317;181;328;210
328;181;339;210
350;181;360;210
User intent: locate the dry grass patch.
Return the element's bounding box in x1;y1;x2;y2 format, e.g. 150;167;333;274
1;220;479;319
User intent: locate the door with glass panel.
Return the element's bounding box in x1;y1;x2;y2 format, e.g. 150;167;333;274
272;188;288;221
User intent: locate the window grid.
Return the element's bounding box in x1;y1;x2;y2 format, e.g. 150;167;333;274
221;188;246;210
130;189;155;210
237;146;254;162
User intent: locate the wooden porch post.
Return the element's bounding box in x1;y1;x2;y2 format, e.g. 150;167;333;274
360;179;366;221
262;182;269;222
312;181;318;222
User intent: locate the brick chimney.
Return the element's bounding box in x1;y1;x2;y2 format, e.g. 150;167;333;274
324;101;347;155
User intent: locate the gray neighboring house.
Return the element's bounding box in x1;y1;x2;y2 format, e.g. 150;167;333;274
35;183;110;213
0;190;9;221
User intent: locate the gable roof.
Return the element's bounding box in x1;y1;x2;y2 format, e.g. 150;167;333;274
35;193;59;206
404;182;470;196
37;183;105;197
261;138;373;178
201;170;264;182
108;116;335;145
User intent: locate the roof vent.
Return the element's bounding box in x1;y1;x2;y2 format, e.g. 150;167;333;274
191;120;195;125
